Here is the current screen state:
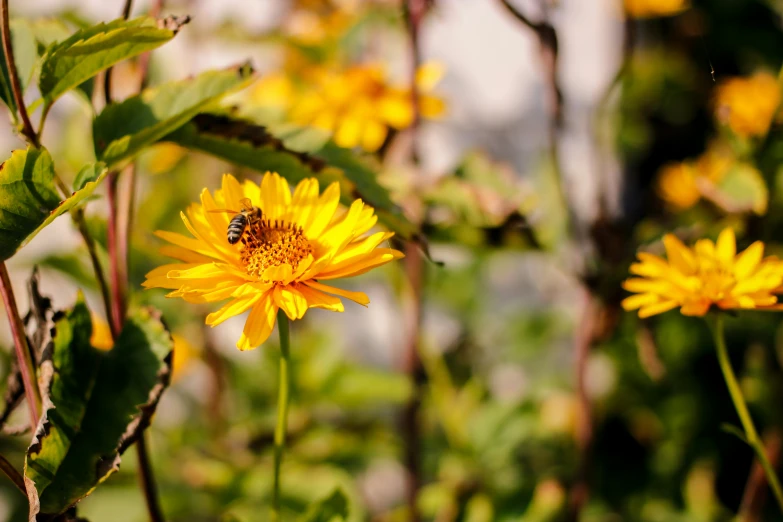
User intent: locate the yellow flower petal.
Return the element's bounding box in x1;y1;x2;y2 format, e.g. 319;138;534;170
334;116;363;149
416;61;445;91
420;95;446;119
330;231;395;266
663;234;697;274
263;263;294;284
379;94;413;129
155;230;221;262
206;293;263;327
91;314;114;351
362;120;387;152
716;228;736;266
143;263;198;289
289;178;320;226
146;171;405;351
274;285;308;320
680;299;711;316
734;241;764;280
298;283;345;312
304;182;341;239
621;293;660;311
220;174;247;212
638;300;679;318
318;249;405;280
237;297;278;351
305;280;369;306
260;171;292;221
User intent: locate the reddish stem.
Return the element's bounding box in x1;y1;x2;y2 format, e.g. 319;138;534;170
740;430;782;522
568;288;597;519
0;262;40;428
402;246;424;522
401;2;430;520
0;0;37;146
106;172;125;336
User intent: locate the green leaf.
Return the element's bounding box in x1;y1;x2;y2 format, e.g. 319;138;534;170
73;161;107;191
298;488;349;522
267;122;331;153
38;17;175;110
165;114;320;183
707;163;769;215
25;168;108;240
33;252;98;290
720;423;750;444
0;150;108;262
29;18;74;49
315;143;395;211
25;297;173;518
27;162;109;236
0;147;61;261
0;19;39;115
94;64;254;167
321;366;412;407
163;114;416;238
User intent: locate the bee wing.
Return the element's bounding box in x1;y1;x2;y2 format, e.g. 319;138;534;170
207;208;239;214
239;198;254;211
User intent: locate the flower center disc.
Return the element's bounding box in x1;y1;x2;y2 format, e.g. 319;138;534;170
240;219;312;279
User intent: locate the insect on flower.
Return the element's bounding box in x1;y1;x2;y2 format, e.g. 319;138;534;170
208;197;264;244
144;172;404;350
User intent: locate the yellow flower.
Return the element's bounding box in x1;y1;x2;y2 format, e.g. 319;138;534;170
171;334;198;380
622;228;783;318
656;143;733;210
715;72;781;138
146;143;187;175
289;62;446;152
285;8;354;46
144;172;404;350
250;73;296;110
624;0;688;18
90;314;114;351
695;141;734;182
657;162;700;210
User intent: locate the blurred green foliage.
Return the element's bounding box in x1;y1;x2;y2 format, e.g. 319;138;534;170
0;0;782;521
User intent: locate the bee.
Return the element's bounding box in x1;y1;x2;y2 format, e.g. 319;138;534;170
209;198;263;244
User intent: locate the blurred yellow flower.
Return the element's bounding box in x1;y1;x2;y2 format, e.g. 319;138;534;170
289;63;446;152
250;73;296;110
657;162;700;210
622;228;783;318
715;72;781;138
92;316;198;378
146;143;187;175
144;172;403;350
285;8;353;46
171;334;199;380
90;314;114;351
624;0;688;18
695;141;734;181
656;143;734;210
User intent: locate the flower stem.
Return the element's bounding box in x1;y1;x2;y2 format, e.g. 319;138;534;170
272;310;291;520
709;314;783;513
0;262;41;429
0;0;38;146
73;208;116;339
0;453;25;494
106;171;126;336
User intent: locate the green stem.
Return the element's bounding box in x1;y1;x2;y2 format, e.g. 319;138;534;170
272;310;291;520
709;314;783;514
